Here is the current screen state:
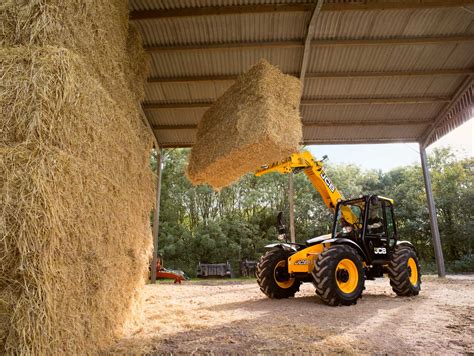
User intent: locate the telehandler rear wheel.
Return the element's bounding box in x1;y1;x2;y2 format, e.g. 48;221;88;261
312;245;365;306
256;249;301;299
388;246;421;296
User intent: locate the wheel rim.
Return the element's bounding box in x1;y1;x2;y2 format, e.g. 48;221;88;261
335;258;358;294
407;257;418;285
274;260;295;289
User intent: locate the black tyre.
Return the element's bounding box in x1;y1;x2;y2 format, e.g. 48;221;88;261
388;246;421;296
256;249;301;299
311;245;365;306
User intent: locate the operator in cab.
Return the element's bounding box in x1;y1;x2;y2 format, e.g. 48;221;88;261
367;199;384;234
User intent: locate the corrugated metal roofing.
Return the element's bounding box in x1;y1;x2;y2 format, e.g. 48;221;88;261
130;0;312;12
303;75;463;98
154;129;196;146
307;43;473;73
135;12;310;46
144;76;462;103
145;107;208;126
130;0;474;147
301;102;446;122
149;47;303;77
312;7;474;39
303;123;427;143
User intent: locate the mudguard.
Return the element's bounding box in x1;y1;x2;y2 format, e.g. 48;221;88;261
396;240;415;251
306;233;331;245
264;243;297;252
322;238;368;261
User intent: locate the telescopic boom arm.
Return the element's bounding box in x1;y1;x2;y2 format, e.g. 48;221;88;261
256;151;357;224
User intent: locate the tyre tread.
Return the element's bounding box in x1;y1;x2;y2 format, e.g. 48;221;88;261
388;246;421;296
311;245;365;306
256;249;301;299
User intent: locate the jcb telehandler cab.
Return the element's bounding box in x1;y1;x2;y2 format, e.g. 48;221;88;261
255;152;421;306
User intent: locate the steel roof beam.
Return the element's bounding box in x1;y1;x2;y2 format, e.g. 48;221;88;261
145;40;302;52
148;74;238;83
300;0;324;84
419;75;474;146
152;119;431;130
139;106;160;148
144;35;474;52
303;120;431;127
158;137;419;148
302;97;451;105
303;138;419;144
147;69;474;83
130;4;314;20
143;96;450;110
145;102;213;109
130;1;474;20
159;142;194;148
312;35;474;47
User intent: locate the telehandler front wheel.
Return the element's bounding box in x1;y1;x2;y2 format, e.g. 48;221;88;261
388;246;421;296
256;249;301;299
312;245;365;306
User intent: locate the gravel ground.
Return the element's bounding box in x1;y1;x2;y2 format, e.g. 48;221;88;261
110;275;474;355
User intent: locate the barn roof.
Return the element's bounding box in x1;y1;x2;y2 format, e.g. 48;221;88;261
130;0;474;148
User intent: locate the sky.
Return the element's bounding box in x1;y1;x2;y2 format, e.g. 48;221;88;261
307;118;473;172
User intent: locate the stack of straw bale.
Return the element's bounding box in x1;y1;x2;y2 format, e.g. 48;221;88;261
186;59;303;190
0;1;154;354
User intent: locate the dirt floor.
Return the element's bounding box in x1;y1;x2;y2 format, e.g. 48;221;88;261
110;275;473;355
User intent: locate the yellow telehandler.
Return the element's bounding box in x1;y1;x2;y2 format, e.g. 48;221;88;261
255;151;421;306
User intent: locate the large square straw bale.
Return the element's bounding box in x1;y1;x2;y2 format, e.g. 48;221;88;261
0;33;153;356
0;0;142;110
186;60;302;190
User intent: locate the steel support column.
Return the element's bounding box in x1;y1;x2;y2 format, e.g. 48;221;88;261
419;144;446;277
150;148;164;284
288;172;296;244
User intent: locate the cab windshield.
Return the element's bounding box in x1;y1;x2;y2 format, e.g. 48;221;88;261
334;200;366;238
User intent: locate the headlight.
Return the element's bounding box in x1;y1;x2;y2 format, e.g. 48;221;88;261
342;226;353;234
